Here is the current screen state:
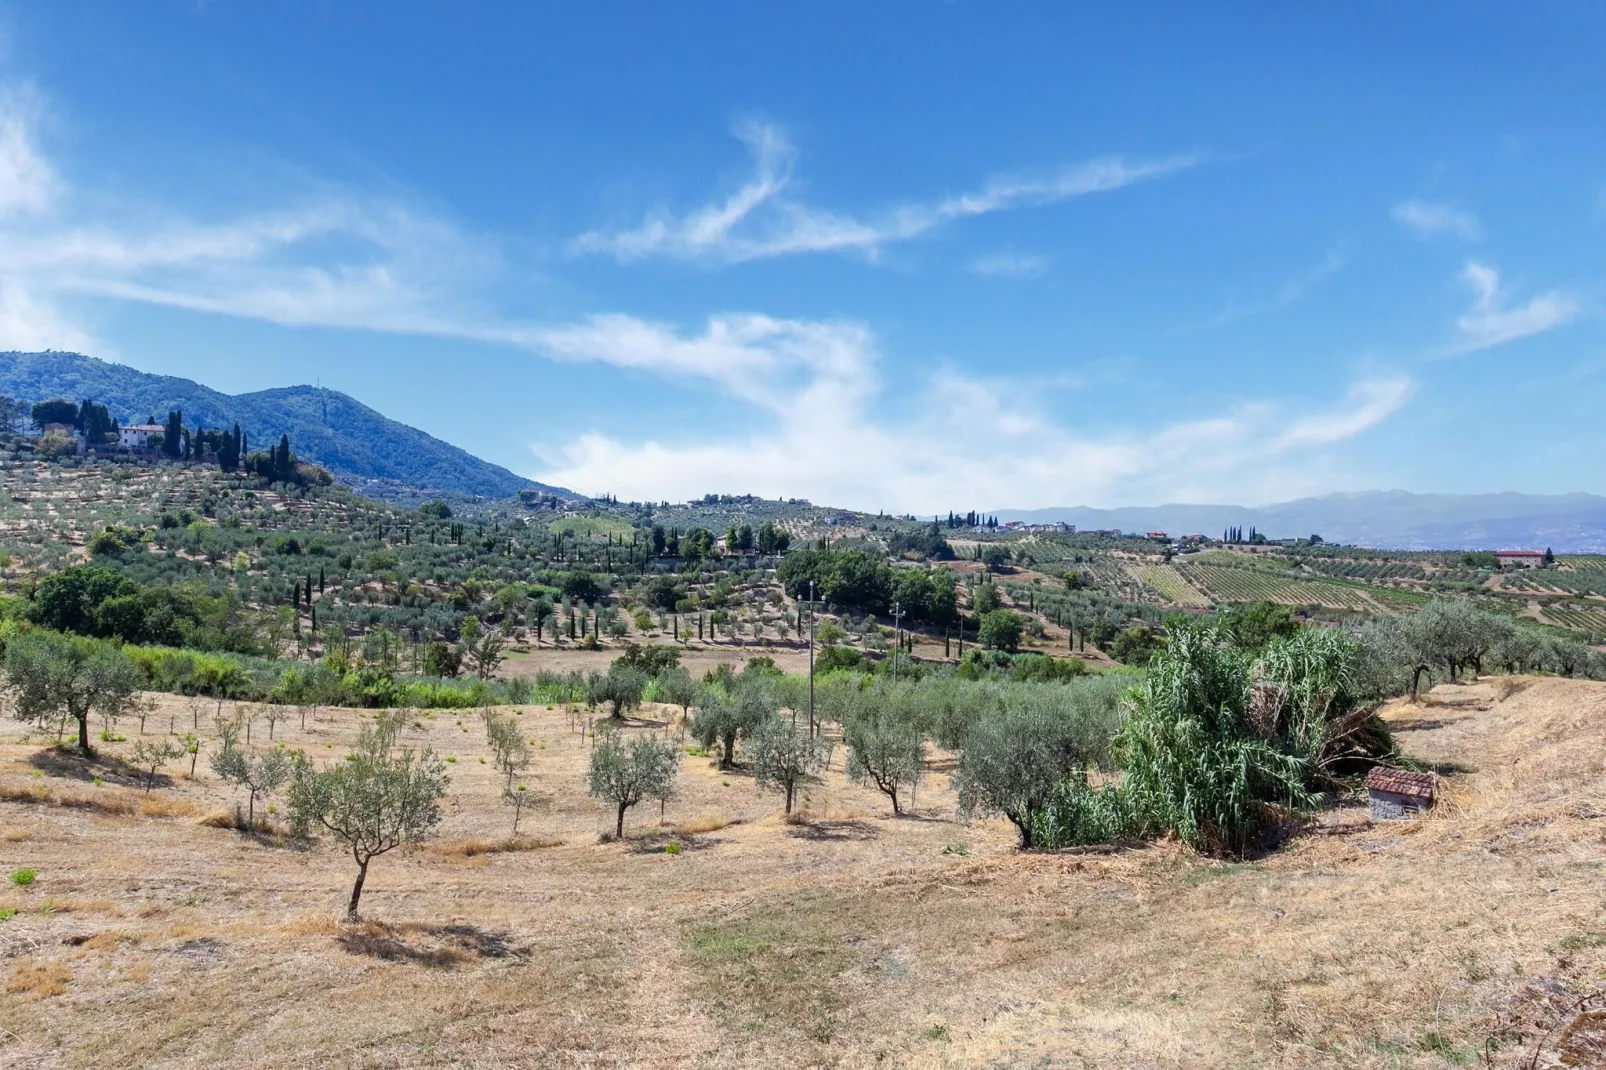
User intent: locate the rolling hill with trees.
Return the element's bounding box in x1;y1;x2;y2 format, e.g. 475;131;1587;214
0;351;569;502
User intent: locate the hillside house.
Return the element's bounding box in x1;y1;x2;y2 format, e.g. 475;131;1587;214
1364;767;1436;820
1494;549;1545;569
118;424;165;450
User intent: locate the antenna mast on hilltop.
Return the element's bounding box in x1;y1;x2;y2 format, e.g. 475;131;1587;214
318;378;327;424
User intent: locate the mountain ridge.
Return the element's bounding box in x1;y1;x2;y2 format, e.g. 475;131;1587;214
994;491;1606;552
0;351;571;501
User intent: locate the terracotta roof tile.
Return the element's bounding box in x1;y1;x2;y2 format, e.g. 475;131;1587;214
1365;766;1437;799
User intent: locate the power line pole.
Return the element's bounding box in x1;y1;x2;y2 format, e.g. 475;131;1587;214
891;601;903;683
807;580;817;736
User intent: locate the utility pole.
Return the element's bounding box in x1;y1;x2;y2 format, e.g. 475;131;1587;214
807;580;816;737
891;601;903;683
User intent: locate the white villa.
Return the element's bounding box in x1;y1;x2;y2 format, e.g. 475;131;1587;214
118;424;166;450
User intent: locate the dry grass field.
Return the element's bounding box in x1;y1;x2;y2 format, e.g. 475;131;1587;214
2;677;1605;1068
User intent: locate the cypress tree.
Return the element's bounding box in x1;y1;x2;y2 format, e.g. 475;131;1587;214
163;409;183;459
275;433;294;483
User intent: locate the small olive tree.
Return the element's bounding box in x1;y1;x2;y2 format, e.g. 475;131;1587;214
5;632;140;754
209;719;292;828
748;718;830;814
129;737;186;793
654;668;699;724
502;783;531;834
586;725;680;838
482;709;531;788
288;718;449;918
843;712;924;815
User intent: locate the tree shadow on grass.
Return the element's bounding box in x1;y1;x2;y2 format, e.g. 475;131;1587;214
337;921;530;969
784;818;877;842
608;714;674;730
626;830;717;854
28;746;144;786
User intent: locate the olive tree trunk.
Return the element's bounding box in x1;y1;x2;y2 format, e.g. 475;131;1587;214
347;856;370;918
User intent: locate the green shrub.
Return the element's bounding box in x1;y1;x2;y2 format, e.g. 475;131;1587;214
10;868;37;887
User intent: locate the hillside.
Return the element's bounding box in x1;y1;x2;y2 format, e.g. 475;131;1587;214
996;490;1606;552
2;676;1603;1067
0;351;570;501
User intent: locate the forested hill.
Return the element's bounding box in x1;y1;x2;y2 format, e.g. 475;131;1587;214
0;351;570;501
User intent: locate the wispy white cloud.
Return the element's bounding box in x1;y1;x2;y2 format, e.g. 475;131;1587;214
0;276;95;352
1453;261;1578;352
525;311;1414;509
0;84;55;218
970;251;1051;279
1271;377;1412;450
1202;245;1349;328
571;121;1197;265
1392;199;1481;241
0;79;506;353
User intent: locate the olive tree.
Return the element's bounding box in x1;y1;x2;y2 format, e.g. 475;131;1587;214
4;632;140;754
209;718;292;827
955;706;1096;849
690;677;775;768
586;725;680;838
843;710;924;815
129;737;186;793
502;783;531;834
654;667;699;723
482;709;531;788
1405;599;1514;686
288;718;449;918
748;718;830;814
589;665;647;719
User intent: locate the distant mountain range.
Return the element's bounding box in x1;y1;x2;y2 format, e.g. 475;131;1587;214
994;491;1606;553
0;351;572;501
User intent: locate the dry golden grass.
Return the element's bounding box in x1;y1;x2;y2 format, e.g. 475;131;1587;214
428;834;564;858
0;677;1602;1067
5;962;70;1000
672;812;742;834
196;808;236;828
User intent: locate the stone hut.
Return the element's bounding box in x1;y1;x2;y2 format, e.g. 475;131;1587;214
1364;767;1436;820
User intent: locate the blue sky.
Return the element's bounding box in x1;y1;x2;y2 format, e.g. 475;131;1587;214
0;2;1603;510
